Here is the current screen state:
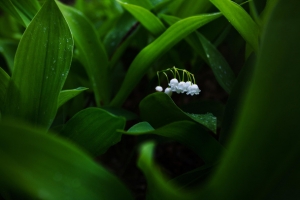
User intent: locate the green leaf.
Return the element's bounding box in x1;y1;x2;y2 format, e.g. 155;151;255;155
58;87;88;108
124;121;224;164
3;0;74;128
58;2;110;106
60;108;126;156
139;93;217;133
10;0;40;22
197;33;236;93
103;12;137;57
119;2;166;36
127;121;155;132
185;113;217;134
203;0;300;198
0;39;18;73
0;67;10;113
161;15;235;93
0;120;133;199
210;0;260;52
137;141;194;200
119;0;153;10
0;0;30;27
102;107;138;121
109;13;222;107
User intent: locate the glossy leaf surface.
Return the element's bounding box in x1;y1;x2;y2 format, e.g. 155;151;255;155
139;93;217;133
210;0;260;52
60;108;126;156
0;121;133;199
125;121;224;164
120;2;166;36
58;87;88;108
58;2;110;106
197;33;235;93
3;0;74;128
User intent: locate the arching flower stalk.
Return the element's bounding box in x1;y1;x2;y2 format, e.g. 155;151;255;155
155;66;201;96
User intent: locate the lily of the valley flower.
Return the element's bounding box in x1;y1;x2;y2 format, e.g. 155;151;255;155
169;78;179;91
164;87;172;96
186;84;201;96
155;86;163;92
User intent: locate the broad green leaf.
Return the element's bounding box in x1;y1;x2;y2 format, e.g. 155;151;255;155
137;141;195;200
10;0;40;22
0;120;133;199
58;87;88;108
169;0;212;18
185;113;217;134
204;0;300;198
60;108;126;156
103;11;137;57
139;93;217;133
102;107;138;121
3;0;74;128
0;1;30;27
119;2;166;36
58;2;110;106
197;33;235;93
0;39;18;72
109;13;222;107
119;0;153;10
0;67;10;113
210;0;260;52
125;121;224;164
127;121;155;132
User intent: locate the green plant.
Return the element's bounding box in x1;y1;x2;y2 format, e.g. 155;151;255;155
0;0;299;199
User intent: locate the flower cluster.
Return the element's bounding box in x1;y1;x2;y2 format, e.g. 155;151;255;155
155;67;201;97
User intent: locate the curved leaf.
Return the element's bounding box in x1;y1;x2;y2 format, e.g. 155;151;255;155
210;0;260;52
0;67;10;113
139;93;217;133
0;120;133;199
0;39;18;72
58;87;88;108
137;141;195;200
3;0;74;128
60;108;126;156
205;0;300;198
119;1;166;36
109;12;222;107
0;0;30;27
58;2;110;106
125;121;224;164
197;33;235;93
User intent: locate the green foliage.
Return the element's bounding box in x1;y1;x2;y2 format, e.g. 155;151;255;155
0;0;299;199
3;0;73;129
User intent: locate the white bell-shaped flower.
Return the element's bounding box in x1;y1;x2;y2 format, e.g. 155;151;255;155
155;86;163;92
183;81;192;92
169;78;179;91
187;84;201;96
164;87;172;96
176;81;186;93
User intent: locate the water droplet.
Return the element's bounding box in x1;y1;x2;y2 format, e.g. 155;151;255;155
53;60;56;64
46;76;48;79
62;74;64;76
207;54;210;58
